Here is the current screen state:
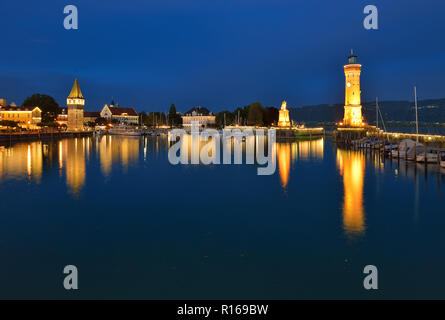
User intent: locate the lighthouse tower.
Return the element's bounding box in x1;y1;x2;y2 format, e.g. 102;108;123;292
343;52;364;127
67;77;85;131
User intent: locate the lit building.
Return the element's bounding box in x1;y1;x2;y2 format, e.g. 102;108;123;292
84;111;101;124
67;78;85;131
343;52;364;127
56;108;68;126
58;108;100;126
182;107;215;128
100;101;139;124
278;101;291;127
0;100;42;129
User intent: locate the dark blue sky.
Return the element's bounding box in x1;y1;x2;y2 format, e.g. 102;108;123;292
1;0;445;113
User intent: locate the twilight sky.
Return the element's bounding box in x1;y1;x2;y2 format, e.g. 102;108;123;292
1;0;445;113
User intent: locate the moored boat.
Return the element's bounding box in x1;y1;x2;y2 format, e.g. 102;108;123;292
416;149;445;163
108;125;143;136
392;139;423;160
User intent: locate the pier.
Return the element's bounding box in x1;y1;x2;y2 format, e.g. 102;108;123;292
0;130;93;145
276;127;324;140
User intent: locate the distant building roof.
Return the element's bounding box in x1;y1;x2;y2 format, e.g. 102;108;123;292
184;106;213;116
84;111;101;118
68;77;84;99
1;106;40;112
108;107;138;116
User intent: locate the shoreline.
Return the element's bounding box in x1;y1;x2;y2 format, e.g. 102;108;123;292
0;131;93;146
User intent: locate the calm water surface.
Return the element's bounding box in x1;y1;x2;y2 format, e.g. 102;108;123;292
0;135;444;299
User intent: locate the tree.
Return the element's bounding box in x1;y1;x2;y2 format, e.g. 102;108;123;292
95;117;109;126
264;107;279;126
233;107;248;125
247;102;264;126
215;111;235;127
37;121;59;128
22;94;60;122
167;104;182;127
0;120;18;128
141;112;167;127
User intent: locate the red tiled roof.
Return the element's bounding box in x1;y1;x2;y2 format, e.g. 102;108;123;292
108;107;138;116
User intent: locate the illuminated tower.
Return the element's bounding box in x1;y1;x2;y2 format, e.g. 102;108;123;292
343;52;364;127
278;100;291;127
67;77;85;131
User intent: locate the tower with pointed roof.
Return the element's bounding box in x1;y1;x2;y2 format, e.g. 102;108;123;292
67;77;85;131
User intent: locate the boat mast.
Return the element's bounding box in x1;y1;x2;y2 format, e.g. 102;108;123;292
414;86;419;142
376;97;379;130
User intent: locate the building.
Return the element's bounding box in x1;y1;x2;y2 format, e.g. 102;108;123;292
0;99;42;129
56;108;68;126
57;108;100;126
84;111;101;124
67;77;85;131
100;101;139;124
0;105;42;128
181;107;215;128
278;101;291;127
342;52;364;127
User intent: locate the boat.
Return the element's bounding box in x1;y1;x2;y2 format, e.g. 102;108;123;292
94;126;107;136
108;125;143;136
392;139;423;160
384;142;398;152
416;149;445;163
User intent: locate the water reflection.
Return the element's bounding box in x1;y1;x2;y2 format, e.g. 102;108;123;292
276;138;324;189
0;136;140;197
98;136;140;176
277;143;291;189
168;133;325;190
336;149;366;238
62;138;87;196
0;142;43;182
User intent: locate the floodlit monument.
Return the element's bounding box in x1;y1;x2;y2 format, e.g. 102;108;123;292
278;100;291;127
342;52;364;127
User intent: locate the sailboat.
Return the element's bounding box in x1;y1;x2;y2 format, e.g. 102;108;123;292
411;86;442;163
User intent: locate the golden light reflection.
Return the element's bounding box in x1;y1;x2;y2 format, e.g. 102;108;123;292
1;137;141;196
277;143;291;189
62;138;87;196
336;149;366;238
276;138;324;190
0;143;42;182
99;136;139;176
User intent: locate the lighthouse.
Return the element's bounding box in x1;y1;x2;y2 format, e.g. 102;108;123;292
343;52;364;127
